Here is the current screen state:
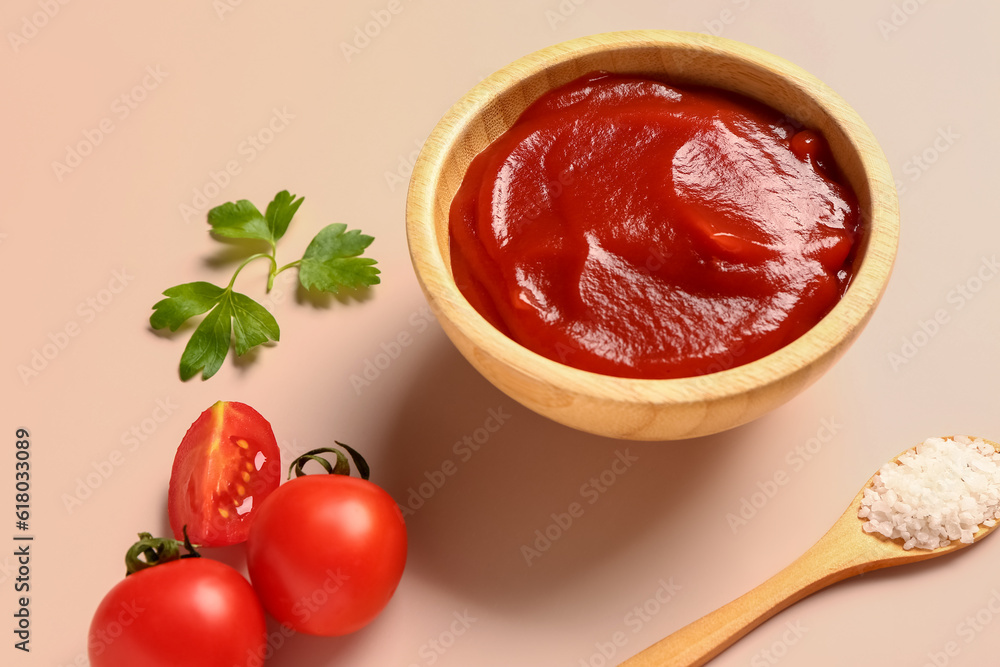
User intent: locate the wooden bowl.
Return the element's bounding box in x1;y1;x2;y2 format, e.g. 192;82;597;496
405;30;899;441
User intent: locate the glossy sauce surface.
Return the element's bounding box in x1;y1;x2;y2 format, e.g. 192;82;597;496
449;72;860;379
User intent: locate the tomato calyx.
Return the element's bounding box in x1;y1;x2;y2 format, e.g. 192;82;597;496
125;526;201;576
288;442;370;481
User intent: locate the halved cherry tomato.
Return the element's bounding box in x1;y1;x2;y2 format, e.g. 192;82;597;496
168;401;281;546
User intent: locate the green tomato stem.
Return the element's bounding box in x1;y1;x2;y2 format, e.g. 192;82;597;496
124;528;200;576
288;443;371;481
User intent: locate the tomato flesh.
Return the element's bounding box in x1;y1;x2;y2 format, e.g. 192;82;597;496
88;558;266;667
246;475;408;636
168;401;281;547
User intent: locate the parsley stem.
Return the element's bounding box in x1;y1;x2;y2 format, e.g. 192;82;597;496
229;252;276;291
265;259;301;291
268;259;301;292
275;259;302;275
265;257;294;292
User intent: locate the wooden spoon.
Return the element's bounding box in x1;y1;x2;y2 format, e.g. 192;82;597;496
619;436;1000;667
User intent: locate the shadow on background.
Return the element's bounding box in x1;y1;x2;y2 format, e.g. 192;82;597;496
370;332;767;612
199;329;781;667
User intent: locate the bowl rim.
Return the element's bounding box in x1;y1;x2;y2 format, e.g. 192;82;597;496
405;29;899;407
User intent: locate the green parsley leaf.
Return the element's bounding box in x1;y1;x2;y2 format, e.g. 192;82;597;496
153;190;377;381
177;290;280;381
208;190;304;246
264;190;304;244
207;199;271;243
298;223;380;294
149;282;226;331
229;292;280;355
179;298;233;381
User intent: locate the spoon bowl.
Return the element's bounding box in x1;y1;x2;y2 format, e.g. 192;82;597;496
620;436;1000;667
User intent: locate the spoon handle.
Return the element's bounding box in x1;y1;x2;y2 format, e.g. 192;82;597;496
619;526;866;667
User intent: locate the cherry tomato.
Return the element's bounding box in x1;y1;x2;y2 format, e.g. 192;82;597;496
88;557;266;667
246;467;407;636
168;401;281;547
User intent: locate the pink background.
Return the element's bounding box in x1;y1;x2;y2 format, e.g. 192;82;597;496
4;1;999;666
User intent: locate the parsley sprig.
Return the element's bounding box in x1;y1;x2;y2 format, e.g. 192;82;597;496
151;190;379;380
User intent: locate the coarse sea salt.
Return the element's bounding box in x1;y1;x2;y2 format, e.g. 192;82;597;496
858;435;1000;550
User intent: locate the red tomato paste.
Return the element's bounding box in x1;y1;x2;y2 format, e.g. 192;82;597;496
449;71;860;379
